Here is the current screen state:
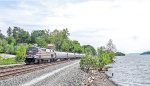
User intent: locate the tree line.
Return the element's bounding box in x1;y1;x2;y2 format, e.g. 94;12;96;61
0;26;120;67
0;27;97;57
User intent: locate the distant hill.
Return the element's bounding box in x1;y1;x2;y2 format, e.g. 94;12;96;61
140;51;150;55
115;52;125;56
127;53;140;55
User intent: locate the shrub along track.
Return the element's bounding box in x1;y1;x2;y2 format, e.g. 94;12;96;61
0;60;71;80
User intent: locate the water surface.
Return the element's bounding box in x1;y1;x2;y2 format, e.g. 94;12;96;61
107;55;150;86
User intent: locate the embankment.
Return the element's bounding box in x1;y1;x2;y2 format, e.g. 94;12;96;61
83;69;117;86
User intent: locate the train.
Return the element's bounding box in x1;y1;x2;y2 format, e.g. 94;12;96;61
25;46;84;64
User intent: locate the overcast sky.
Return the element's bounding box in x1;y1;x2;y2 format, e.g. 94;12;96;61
0;0;150;53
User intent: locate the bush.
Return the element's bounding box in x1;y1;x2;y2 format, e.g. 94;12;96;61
4;44;15;54
15;45;28;62
80;52;115;72
80;55;98;72
0;39;8;53
6;36;16;45
0;46;3;53
98;52;111;65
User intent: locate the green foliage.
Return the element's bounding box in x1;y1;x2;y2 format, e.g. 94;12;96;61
0;38;16;54
0;46;3;52
0;30;5;39
31;30;48;43
7;27;12;36
61;39;70;51
0;39;8;53
80;39;116;72
12;27;31;43
82;45;96;55
0;27;85;55
98;52;114;65
5;44;15;54
35;37;47;48
6;36;16;45
16;45;28;62
0;56;17;65
80;55;97;72
12;27;19;40
72;40;82;53
97;46;106;55
28;43;33;47
0;27;107;65
50;29;69;50
80;52;115;72
18;30;31;43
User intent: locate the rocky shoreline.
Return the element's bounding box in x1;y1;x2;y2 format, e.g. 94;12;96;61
82;70;117;86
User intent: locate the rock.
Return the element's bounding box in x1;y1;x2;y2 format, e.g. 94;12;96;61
91;76;95;80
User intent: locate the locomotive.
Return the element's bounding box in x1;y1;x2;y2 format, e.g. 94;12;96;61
25;45;84;64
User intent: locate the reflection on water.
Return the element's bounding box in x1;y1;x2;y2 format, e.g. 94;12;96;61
106;55;150;86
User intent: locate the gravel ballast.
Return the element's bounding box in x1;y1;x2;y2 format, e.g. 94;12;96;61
0;60;87;86
32;61;87;86
0;60;116;86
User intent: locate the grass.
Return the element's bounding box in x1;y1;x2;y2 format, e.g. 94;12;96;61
0;56;24;65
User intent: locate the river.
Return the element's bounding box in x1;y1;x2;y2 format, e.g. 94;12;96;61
106;54;150;86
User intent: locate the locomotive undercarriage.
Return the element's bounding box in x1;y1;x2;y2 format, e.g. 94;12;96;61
25;58;35;64
25;58;57;64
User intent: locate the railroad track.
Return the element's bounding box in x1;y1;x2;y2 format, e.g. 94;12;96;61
0;60;69;80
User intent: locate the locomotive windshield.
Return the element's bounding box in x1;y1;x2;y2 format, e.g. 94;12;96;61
26;47;38;55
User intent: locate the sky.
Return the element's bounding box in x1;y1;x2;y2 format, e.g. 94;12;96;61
0;0;150;53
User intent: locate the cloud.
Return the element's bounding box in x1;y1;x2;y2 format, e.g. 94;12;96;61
0;0;150;53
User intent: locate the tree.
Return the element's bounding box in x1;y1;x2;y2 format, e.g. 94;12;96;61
7;27;12;36
5;44;15;54
18;30;31;43
0;39;8;53
61;39;70;52
62;28;70;39
44;29;51;43
72;40;82;53
106;39;116;53
35;37;47;48
97;46;106;55
82;45;96;55
12;27;31;43
0;30;5;39
6;36;16;45
50;29;70;50
13;27;20;40
31;30;48;43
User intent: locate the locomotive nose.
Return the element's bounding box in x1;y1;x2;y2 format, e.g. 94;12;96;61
25;47;39;64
